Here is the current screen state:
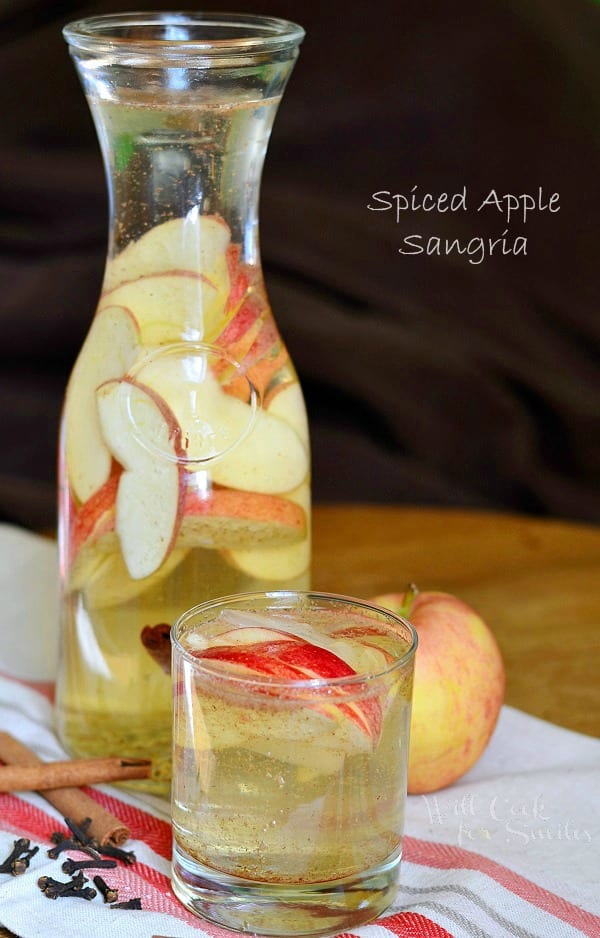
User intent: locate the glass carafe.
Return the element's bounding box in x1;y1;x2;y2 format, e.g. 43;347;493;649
57;13;309;794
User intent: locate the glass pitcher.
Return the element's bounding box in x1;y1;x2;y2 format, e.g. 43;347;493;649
56;13;309;794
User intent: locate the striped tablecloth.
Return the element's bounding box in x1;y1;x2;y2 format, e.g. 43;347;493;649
1;677;598;938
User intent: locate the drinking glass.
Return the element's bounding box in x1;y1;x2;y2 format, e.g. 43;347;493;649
171;590;417;935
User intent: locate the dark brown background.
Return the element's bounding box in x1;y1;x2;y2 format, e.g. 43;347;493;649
1;0;598;530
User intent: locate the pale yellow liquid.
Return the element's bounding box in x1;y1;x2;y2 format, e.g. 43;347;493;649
172;627;412;882
56;90;310;794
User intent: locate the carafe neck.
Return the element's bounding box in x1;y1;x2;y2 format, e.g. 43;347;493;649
64;13;304;272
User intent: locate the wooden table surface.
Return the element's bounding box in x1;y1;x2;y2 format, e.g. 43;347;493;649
1;504;598;938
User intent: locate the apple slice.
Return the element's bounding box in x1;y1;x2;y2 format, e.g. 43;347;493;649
68;475;119;591
215;294;262;348
213;295;264;387
194;638;382;743
100;271;220;345
265;382;309;444
204;610;390;676
137;353;309;494
223;480;310;581
223;320;289;401
103;214;231;329
175;629;382;776
96;378;186;579
70;475;118;556
224;243;252;316
64;305;140;503
212;408;307;494
177;484;306;550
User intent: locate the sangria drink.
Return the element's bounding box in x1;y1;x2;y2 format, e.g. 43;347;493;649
171;591;416;936
57;14;309;794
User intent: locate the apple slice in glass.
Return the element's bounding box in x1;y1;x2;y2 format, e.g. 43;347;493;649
205;609;390;677
190;632;382;745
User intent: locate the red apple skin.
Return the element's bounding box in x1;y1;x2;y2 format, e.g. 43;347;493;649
71;474;119;555
183;485;306;535
215;295;261;348
224;244;251;314
195;639;382;741
370;590;505;794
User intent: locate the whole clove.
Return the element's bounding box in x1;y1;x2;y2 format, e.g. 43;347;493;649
64;886;97;901
47;824;102;861
62;857;117;875
98;842;136;865
0;838;37;875
47;837;98;860
38;871;87;898
64;816;94;845
11;845;39;875
39;870;97;901
111;897;142;909
93;874;119;903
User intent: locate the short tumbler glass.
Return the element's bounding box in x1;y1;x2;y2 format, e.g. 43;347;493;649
171;590;417;936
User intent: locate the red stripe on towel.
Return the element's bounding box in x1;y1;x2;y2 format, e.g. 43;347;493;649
338;911;455;937
405;835;600;938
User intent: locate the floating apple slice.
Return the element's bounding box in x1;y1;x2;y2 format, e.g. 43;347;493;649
193;637;382;744
96;379;186;579
175;631;381;776
205;609;390;676
177;484;306;550
70;475;118;555
103;214;231;327
331;624;397;665
64;305;140;503
100;271;220;345
174;671;352;782
223;480;310;580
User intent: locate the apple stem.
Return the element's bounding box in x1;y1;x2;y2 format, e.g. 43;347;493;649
398;582;419;618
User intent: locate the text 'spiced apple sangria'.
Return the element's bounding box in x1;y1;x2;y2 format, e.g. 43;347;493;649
56;209;310;791
171;595;415;935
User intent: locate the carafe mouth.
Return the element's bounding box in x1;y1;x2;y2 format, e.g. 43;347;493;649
63;12;305;64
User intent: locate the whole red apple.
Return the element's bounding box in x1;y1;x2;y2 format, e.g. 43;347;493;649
370;587;505;794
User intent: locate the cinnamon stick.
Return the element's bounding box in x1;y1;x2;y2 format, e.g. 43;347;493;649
0;733;149;845
0;756;151;792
